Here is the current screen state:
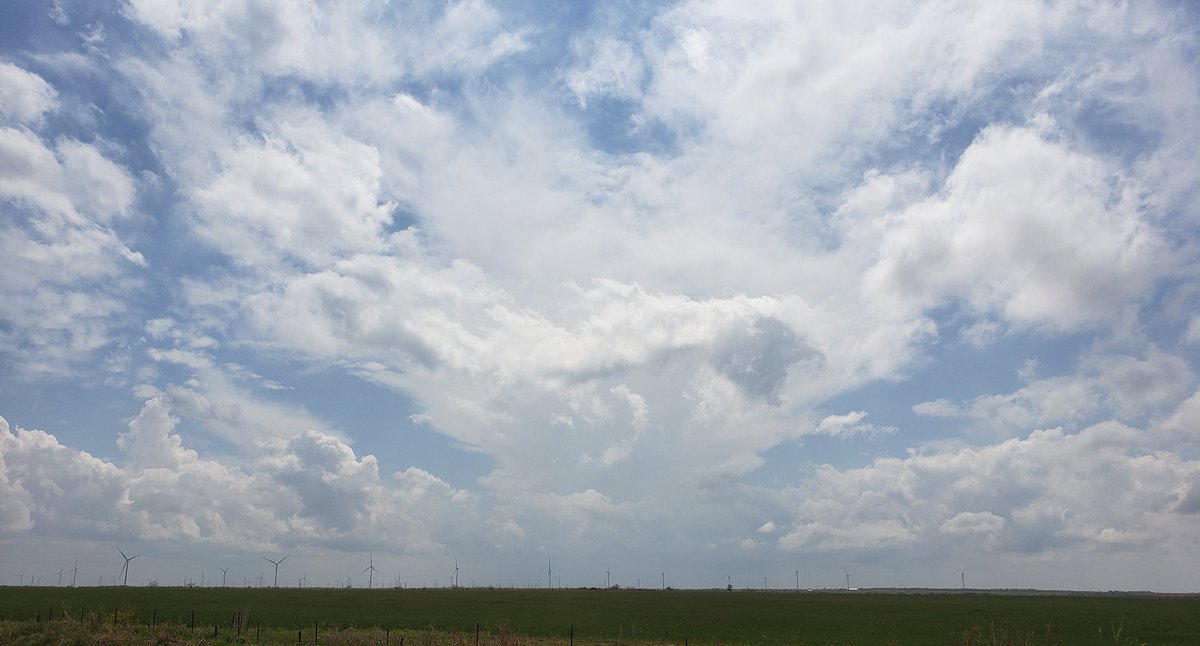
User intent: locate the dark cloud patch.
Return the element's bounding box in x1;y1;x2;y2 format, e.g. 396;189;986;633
714;317;821;406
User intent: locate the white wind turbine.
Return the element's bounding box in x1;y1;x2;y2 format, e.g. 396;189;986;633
959;569;966;590
361;554;379;589
68;560;78;587
263;554;289;588
219;566;229;588
116;547;141;587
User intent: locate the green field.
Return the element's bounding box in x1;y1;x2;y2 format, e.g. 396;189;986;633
1;586;1198;645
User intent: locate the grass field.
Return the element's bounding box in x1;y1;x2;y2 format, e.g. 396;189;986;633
1;586;1198;645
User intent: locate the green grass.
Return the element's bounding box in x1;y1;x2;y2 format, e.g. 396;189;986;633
1;586;1197;645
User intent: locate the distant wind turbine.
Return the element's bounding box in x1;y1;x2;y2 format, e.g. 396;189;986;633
54;567;65;586
795;569;800;591
606;570;611;588
959;569;966;590
844;568;851;590
116;547;141;587
68;560;78;587
219;566;229;588
451;559;459;589
362;553;379;589
547;559;552;589
661;571;666;590
299;571;309;588
263;553;289;588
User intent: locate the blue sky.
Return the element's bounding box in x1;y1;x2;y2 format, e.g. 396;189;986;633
2;0;1199;592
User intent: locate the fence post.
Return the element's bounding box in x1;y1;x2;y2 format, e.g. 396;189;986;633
114;608;119;625
570;625;574;646
315;620;319;645
257;622;261;643
476;622;480;646
190;609;195;633
152;608;156;626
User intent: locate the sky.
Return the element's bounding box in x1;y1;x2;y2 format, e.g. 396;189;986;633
1;0;1199;592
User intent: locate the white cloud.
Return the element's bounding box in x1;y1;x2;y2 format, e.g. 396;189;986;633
0;397;477;553
190;117;395;269
865;120;1167;333
0;125;142;376
0;63;57;124
566;35;645;107
816;411;896;438
779;420;1200;558
913;346;1195;435
124;0;526;84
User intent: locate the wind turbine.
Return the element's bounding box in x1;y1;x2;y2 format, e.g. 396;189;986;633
54;567;65;586
263;553;289;588
116;547;140;586
661;571;666;590
959;569;966;590
606;570;611;588
547;559;552;589
299;571;309;588
362;554;379;589
451;559;459;588
795;569;800;591
68;560;78;587
844;568;851;590
219;567;229;588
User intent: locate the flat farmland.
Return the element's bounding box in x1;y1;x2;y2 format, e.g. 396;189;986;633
1;586;1198;645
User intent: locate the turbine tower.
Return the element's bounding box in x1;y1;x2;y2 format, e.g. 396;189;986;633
219;567;229;588
452;559;459;588
795;569;799;591
299;571;309;588
959;569;966;590
116;546;140;587
263;553;289;588
661;571;666;590
54;567;66;587
547;559;552;589
606;570;611;588
844;568;851;590
68;560;79;587
362;553;379;589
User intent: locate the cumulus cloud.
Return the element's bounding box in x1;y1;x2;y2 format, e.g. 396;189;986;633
0;62;57;124
865;120;1166;333
0;397;476;553
913;346;1196;435
778;421;1200;556
0;122;143;376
